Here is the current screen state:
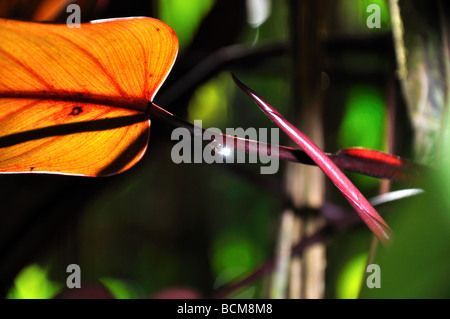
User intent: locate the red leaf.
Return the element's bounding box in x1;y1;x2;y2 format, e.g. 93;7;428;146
232;74;392;244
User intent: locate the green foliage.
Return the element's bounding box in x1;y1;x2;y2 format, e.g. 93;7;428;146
338;85;386;151
188;72;235;129
338;84;386;188
338;0;391;33
211;232;261;298
100;277;141;299
158;0;215;49
336;253;368;299
360;172;450;298
7;264;61;299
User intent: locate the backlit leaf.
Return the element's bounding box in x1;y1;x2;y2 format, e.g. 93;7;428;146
0;17;178;176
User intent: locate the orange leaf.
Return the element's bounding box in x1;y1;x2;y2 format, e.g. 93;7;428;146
0;17;178;176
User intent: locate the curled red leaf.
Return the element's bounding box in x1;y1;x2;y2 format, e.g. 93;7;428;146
231;74;392;244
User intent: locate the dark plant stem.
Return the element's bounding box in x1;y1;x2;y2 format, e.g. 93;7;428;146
147;102;424;183
157;43;288;107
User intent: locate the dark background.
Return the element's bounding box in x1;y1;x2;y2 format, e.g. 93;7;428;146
1;0;449;299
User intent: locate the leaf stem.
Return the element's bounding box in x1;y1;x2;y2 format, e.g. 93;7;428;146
147;102;422;183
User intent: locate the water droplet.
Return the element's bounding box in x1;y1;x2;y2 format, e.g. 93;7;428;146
210;140;233;157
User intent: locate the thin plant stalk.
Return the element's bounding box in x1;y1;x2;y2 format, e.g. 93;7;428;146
148;102;422;183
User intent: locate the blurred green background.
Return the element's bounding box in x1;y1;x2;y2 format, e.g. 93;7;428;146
1;0;449;299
